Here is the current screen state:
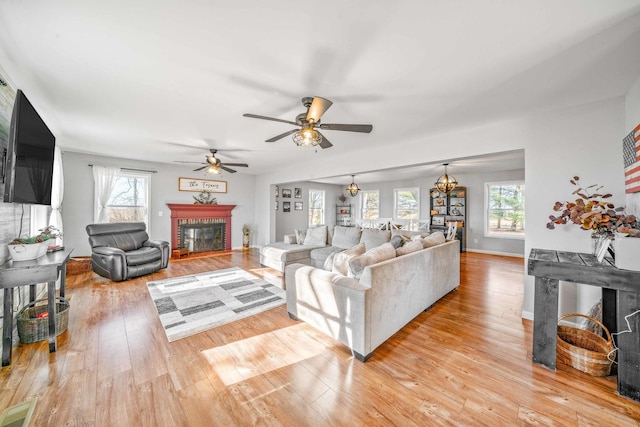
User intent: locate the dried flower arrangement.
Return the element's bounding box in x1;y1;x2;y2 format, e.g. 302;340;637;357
546;176;639;237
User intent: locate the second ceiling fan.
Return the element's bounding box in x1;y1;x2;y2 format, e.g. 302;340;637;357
178;149;248;174
243;96;373;149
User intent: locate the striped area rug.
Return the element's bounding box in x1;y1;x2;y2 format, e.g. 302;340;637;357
146;267;286;342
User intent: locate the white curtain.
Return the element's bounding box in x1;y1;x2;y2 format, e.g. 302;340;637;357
48;146;64;242
92;165;120;223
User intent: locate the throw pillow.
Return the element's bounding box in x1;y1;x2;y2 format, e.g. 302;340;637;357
396;240;423;256
332;243;366;276
323;251;337;271
303;225;328;246
348;242;396;279
421;231;445;248
294;228;307;245
389;235;405;249
332;226;363;249
359;229;391;251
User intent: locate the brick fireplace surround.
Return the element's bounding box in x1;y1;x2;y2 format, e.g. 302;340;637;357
166;204;236;252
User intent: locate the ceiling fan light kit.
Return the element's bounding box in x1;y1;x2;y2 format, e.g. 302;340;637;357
243;96;373;150
292;127;322;147
347;175;360;197
435;163;458;194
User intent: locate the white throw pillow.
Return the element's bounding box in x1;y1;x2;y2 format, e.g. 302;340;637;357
294;228;307;245
303;225;328;246
348;242;396;279
332;243;366;276
421;231;445;248
396;240;423;256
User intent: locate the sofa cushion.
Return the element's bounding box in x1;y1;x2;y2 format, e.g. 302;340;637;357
261;242;315;262
359;229;391;251
421;231;446;248
125;246;162;266
294;228;307;244
331;226;362;249
348;242;396;278
332;243;366;276
396;240;423;256
303;226;328;246
310;245;342;268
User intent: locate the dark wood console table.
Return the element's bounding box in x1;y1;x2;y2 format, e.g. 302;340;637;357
1;248;73;367
528;248;640;401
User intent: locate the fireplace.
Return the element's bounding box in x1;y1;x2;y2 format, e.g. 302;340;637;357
178;220;225;253
167;204;236;253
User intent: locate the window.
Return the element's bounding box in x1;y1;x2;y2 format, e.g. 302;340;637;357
96;171;150;226
394;187;419;219
360;190;379;219
308;189;325;226
485;181;525;239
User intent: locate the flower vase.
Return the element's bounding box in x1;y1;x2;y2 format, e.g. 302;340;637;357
242;232;250;251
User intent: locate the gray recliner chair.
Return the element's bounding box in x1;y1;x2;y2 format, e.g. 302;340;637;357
86;222;169;281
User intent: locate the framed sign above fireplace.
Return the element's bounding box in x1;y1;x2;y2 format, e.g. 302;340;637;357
178;177;227;193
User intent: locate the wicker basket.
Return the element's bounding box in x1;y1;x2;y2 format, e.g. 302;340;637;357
17;297;70;344
556;313;615;377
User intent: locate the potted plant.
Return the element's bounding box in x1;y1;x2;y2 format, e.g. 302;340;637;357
8;225;63;261
242;224;251;251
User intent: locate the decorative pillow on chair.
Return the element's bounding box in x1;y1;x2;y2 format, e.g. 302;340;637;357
303;225;327;246
332;243;366;276
421;231;445;248
294;228;307;245
348;242;396;278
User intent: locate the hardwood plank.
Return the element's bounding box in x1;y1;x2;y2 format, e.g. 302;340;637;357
0;249;639;425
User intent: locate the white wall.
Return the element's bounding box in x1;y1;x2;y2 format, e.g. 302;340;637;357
626;75;640;215
254;96;626;321
274;181;344;240
62;151;257;256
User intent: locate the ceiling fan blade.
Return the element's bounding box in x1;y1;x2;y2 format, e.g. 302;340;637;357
243;113;297;126
223;162;249;167
316;131;333;149
318;123;373;133
220;166;237;173
266;129;299;142
306;97;333;123
193;166;207;171
175;161;205;165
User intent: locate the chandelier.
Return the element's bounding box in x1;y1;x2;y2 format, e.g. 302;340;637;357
347;175;360;197
434;163;457;194
292;127;322;147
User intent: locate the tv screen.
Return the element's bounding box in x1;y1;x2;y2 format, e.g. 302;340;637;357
3;89;55;205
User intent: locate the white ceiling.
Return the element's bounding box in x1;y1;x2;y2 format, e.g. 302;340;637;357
0;1;639;180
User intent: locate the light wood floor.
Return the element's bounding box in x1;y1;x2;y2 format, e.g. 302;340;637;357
1;250;639;426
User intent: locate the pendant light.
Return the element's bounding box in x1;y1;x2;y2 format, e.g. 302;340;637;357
347;175;360;197
434;163;457;194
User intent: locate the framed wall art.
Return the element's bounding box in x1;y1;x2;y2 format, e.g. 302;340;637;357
294;201;303;210
294;187;302;198
282;188;292;198
283;201;291;212
178;177;227;193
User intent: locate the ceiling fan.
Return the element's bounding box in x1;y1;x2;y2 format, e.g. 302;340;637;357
243;96;373;149
176;149;248;174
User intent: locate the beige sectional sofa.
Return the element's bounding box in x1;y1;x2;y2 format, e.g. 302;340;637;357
284;233;460;361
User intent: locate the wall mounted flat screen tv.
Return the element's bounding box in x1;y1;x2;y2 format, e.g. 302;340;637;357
3;89;55;205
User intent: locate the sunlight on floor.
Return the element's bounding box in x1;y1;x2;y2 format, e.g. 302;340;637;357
201;323;326;386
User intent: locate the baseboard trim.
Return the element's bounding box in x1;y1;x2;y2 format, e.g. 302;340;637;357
521;310;534;320
465;249;525;258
